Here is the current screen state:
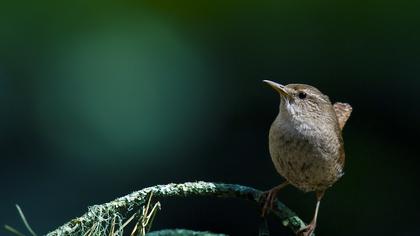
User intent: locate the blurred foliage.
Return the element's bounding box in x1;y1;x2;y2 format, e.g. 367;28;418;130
1;1;419;236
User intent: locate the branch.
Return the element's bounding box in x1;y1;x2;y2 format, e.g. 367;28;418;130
147;229;227;236
46;181;307;235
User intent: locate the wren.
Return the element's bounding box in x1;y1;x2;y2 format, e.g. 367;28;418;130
262;80;352;236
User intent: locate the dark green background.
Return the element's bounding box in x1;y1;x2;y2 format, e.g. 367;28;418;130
1;1;419;235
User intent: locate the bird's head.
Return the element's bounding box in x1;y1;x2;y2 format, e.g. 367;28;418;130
263;80;335;124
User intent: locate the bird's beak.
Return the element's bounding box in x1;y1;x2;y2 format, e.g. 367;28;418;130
263;80;290;98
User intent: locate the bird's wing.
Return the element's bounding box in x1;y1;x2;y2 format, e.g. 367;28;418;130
333;102;352;130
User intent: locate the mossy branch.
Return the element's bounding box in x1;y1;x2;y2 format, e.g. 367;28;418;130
46;181;307;236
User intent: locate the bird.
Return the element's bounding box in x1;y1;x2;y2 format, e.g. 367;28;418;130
261;80;352;236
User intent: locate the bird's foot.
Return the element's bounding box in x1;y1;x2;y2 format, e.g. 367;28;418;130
296;222;316;236
261;186;281;217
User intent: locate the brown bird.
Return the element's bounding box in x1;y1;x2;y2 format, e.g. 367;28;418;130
262;80;352;236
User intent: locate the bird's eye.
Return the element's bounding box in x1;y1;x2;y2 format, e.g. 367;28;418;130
298;92;307;99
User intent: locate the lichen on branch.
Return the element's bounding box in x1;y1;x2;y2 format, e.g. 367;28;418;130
46;181;308;236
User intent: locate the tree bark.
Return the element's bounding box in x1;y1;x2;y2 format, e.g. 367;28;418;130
46;181;308;236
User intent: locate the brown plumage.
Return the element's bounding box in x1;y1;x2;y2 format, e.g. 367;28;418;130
262;81;352;236
334;102;353;130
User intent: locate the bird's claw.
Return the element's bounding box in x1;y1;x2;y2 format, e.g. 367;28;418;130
296;223;316;236
261;189;278;217
261;183;289;217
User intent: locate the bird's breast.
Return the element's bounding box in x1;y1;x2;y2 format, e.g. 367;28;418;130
268;117;343;192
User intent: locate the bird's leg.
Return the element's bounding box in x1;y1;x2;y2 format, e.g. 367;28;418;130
297;191;325;236
261;181;289;217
